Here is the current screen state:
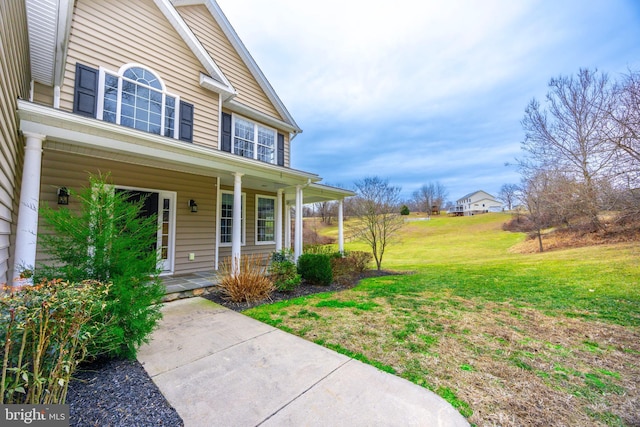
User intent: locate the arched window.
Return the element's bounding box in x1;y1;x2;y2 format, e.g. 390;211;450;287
100;65;177;138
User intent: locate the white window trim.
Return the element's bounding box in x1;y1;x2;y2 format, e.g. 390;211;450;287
96;63;181;140
219;190;246;247
231;114;277;164
255;194;277;245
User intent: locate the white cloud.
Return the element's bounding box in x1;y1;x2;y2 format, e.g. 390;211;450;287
216;0;640;201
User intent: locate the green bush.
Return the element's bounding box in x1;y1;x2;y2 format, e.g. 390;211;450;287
0;279;110;404
217;254;274;303
400;205;410;215
269;250;301;292
297;253;333;286
269;261;301;292
271;248;294;263
35;173;164;359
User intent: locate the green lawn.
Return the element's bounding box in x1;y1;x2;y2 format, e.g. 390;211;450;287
245;213;640;426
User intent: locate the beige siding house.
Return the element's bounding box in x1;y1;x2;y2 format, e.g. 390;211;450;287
2;0;352;285
451;190;502;216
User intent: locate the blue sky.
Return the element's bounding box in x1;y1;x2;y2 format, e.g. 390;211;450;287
216;0;640;202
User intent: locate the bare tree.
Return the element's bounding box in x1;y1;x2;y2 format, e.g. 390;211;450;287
606;70;640;221
352;176;403;270
314;201;338;224
411;181;449;217
498;184;520;211
520;68;617;230
609;70;640;167
518;169;580;251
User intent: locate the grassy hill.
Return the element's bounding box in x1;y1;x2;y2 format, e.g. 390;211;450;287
315;213;639;325
247;213;640;426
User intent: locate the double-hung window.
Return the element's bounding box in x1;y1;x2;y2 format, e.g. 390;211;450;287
220;191;245;246
100;65;177;137
233;116;276;164
255;195;276;244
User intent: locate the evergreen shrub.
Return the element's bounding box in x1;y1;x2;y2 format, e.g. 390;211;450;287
297;253;333;286
269;250;301;292
36;173;164;359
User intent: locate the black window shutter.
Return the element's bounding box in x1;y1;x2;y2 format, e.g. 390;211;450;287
73;63;99;117
277;133;285;166
179;101;194;142
221;112;232;152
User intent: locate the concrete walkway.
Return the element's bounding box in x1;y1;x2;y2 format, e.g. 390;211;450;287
137;297;470;427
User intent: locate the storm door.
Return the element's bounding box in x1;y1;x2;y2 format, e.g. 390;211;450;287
115;188;175;273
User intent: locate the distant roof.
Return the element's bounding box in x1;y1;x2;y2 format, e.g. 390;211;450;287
456;190;497;202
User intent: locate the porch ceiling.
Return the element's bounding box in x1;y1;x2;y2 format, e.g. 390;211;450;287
18;100;325;195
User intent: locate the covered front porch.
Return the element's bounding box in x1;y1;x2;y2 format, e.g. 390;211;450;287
14;100;353;283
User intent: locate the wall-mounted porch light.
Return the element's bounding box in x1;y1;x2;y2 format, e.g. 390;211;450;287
57;187;69;205
189;199;198;213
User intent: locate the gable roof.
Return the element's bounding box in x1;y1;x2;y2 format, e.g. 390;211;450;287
172;0;301;135
456;190;497;203
153;0;236;99
24;0;301;134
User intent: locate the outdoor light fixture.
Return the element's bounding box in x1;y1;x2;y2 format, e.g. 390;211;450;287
189;199;198;213
57;187;69;205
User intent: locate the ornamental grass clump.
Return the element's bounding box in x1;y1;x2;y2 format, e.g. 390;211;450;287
0;279;110;404
218;254;275;303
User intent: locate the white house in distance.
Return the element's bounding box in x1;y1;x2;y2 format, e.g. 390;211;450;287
449;190;502;216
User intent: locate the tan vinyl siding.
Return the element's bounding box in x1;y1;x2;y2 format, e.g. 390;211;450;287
39;150;218;274
0;0;30;283
178;5;282;120
33;82;54;106
59;0;220;149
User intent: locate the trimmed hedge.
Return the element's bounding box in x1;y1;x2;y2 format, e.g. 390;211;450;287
297;253;333;286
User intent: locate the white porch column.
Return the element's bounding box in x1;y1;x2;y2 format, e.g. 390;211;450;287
13;133;45;283
338;198;345;254
284;202;292;250
232;172;243;273
214;176;220;270
275;188;283;251
294;185;303;261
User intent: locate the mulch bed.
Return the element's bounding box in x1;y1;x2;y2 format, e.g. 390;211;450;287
67;358;183;427
67;269;395;426
205;277;356;311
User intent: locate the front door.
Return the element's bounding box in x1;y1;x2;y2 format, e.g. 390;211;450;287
115;188;175;273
